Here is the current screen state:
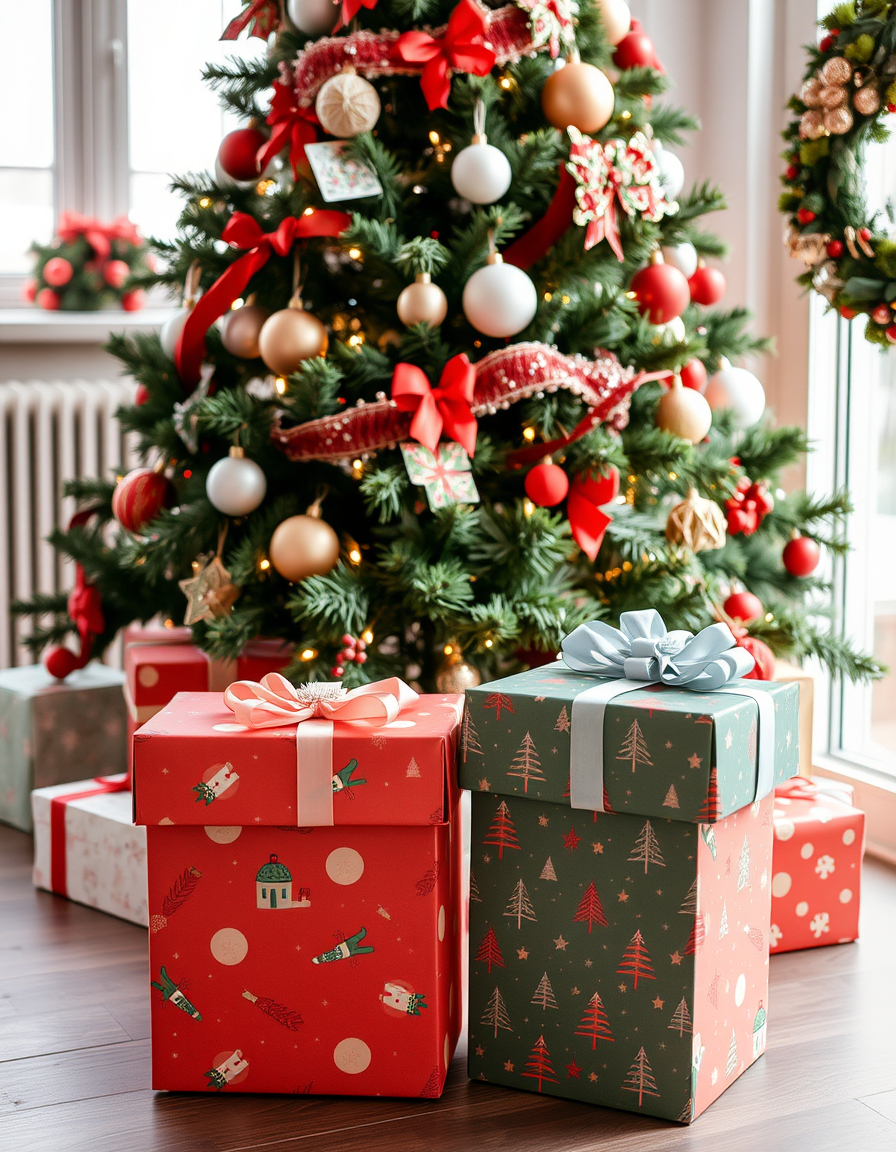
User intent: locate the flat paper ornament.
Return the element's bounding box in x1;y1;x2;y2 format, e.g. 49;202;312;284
178;555;239;625
401;442;480;511
305;141;383;203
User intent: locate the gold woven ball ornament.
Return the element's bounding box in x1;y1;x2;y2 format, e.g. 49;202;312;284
269;499;340;583
315;68;381;138
435;651;482;693
665;488;727;552
221;303;271;359
656;375;712;444
542;60;615;134
854;85;881;116
396;273;448;327
821;56;852;86
258;301;328;377
824;105;853;135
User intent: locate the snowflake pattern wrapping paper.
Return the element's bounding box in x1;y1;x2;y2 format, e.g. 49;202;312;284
0;664;127;832
769;777;864;953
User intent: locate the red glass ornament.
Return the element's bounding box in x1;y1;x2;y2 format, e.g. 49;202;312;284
872;303;891;325
135;384;151;406
112;467;175;532
783;535;821;577
858;227;871;242
104;259;130;289
571;465;619;506
44;256;73;287
677;358;708;392
796;207;816;224
739;635;776;680
886;325;896;344
827;239;844;257
525;462;569;507
839;305;856;320
688;264;727;306
723;590;763;623
121;289;145;312
785;164;799;181
37;288;61;311
819;35;833;52
217;127;268;181
21;279;37;302
613;31;656;70
630;261;690;324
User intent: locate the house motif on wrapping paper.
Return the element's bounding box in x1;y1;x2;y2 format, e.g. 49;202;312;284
752;1001;767;1056
255;854;311;909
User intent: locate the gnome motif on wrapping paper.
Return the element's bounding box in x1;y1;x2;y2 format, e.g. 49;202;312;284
206;1049;249;1090
193;761;240;805
752;1001;767;1057
255;854;311;909
379;980;428;1017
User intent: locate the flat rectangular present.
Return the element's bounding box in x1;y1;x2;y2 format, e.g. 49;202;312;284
0;664;127;832
770;776;864;953
32;778;148;926
134;687;465;1098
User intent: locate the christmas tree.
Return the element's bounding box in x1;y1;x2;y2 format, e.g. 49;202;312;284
616;928;655;989
503;877;537;928
575;991;614;1048
530;970;559;1010
16;0;881;689
621;1046;660;1107
474;925;506;972
572;880;608;933
506;731;545;792
480;985;513;1037
522;1035;558;1092
483;798;520;858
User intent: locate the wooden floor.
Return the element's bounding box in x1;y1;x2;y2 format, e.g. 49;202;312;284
2;824;896;1152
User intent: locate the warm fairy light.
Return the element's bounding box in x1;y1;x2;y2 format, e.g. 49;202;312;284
259;557;271;571
256;178;275;195
348;247;362;260
543;291;553;302
443;141;452;152
499;75;512;89
352;458;363;471
349;546;362;564
429;130;440;144
303;207;315;216
444;644;454;655
484;638;493;649
625;290;637;299
274;376;287;395
627;474;637;484
301;648;317;661
622;561;633;572
523;498;535;517
523;427;536;442
116;473;124;483
561;294;570;304
192;560;201;573
183;469;192;479
361;629;374;644
164;618;175;628
231;298;245;310
765;612;775;623
198;196;211;208
348;333;365;349
620;110;632;120
668;471;677;481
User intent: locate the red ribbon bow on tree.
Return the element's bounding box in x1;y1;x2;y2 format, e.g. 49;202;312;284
392;0;497;111
566;467;620;561
175;209;351;387
45;509;106;680
56;212;142;263
221;0;280;40
391;354;478;456
257;79;319;179
337;0;378;30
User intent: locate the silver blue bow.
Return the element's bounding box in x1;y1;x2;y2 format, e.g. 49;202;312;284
561;609;755;689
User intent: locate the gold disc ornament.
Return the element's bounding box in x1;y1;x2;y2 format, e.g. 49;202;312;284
665;488;727;552
542;58;615;134
258;300;328;377
435;649;482;693
221;303;271;359
396;273;448;327
315;68;381;138
656;375;712;444
269;499;340;583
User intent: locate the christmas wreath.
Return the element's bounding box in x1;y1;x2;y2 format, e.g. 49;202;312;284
780;1;896;345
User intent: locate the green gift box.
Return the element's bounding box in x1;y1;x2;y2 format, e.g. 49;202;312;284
459;652;799;1123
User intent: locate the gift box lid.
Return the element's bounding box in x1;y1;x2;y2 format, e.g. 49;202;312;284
124;642;222;709
459;664;799;824
134;690;462;828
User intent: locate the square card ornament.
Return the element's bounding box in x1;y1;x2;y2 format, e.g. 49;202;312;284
305;141;383;203
401;442;480;511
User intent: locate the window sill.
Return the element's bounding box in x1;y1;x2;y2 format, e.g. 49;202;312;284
0;307;169;344
813;754;896;865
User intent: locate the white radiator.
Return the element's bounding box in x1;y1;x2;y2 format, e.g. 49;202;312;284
0;379;139;668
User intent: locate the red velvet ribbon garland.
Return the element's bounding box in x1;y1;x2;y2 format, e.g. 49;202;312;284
56;211;142;264
220;0;280;41
392;0;497;110
391;354;478;456
256;79;319;179
503;168;579;270
50;774;130;898
44;509;106;681
174;209;351;387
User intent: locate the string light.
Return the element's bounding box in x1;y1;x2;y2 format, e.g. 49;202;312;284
668;471;678;481
163;618;175;628
303;207;315;216
444;643;454;655
348;247;362;260
348;545;362;564
561;294;570;304
274;376;287;395
231;298;245;310
352;458;364;480
348;333;365;349
256;178;275;195
429;130;440;144
198;197;211;208
543;291;553;302
523;427;536;442
624;290;637;300
361;629;374;644
301;648;317;661
484;638;493;648
499;75;513;90
523;498;535;517
259;557;271;571
764;612;775;623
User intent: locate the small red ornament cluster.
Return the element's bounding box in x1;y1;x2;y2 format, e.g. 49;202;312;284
725;473;774;536
630;258;726;325
332;633;369;677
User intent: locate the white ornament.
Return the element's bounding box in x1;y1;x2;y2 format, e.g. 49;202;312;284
653;315;687;346
597;0;632;45
656;146;685;200
286;0;337;35
662;242;698;280
450;100;512;205
160;309;190;359
462;256;538;338
206;448;267;516
705;360;766;429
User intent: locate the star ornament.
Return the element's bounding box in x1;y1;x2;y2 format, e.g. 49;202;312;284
179;555;239;625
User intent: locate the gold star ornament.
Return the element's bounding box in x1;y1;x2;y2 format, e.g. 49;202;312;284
179;554;239;625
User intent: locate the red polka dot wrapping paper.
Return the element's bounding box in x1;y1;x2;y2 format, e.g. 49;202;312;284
770;778;864;953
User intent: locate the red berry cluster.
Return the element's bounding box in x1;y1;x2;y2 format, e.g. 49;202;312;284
332;633;368;677
725;471;774;536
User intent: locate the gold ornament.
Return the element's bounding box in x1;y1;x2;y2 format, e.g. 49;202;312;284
315;68;381;138
221;303;271;359
656;375;712;444
435;649;482;693
178;554;239;625
258;300;328;376
541;59;614;134
269;497;340;583
821;56;852;86
799;109;825;139
396;273;448;327
595;0;631;46
853;85;881;116
665;488;727;552
800;77;823;106
824;104;853;135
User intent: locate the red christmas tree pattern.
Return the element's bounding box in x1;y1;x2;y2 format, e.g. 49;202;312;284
484;692;514;719
483;799;520;859
480;986;512;1037
698;766;721;821
575;991;614;1048
621;1046;660;1107
684;913;706;956
628;820;665;873
242;989;303;1029
475;926;505;973
504;878;537;929
507;731;545;793
530;971;559;1010
573;881;608;933
419;1066;442;1098
617;930;656;989
521;1035;558;1092
616;719;652;772
667;997;692;1036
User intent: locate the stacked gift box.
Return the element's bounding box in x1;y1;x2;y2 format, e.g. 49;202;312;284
457;614;800;1123
132;679;465;1097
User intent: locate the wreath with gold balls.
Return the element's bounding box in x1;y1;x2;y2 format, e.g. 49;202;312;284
781;1;896;346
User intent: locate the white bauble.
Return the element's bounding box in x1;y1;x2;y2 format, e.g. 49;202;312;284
206;449;267;517
597;0;631;45
160;309;190;359
705;362;766;429
462;259;538;338
286;0;337;35
657;147;685;200
662;242;698;280
451;141;512;205
653;314;687;347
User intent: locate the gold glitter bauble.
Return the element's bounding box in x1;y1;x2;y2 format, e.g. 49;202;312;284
396;274;448;327
541;62;615;133
269;510;340;583
799;109;825;140
315;69;381;138
258;305;327;376
824;104;854;135
800;77;823;107
435;654;482;693
853;85;881;116
819;83;846;108
665;488;727;552
221;303;271;359
820;56;852;86
656;377;712;444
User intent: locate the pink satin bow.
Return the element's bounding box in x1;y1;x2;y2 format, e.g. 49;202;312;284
225;672;418;729
774;776;855;806
57;211;141;262
391;354;478;456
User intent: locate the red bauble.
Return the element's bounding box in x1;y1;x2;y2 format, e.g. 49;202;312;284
839;305;856;320
37;288;61;311
723;590;763;623
827;239;844;257
785;164;799;181
819;35;834;53
112;467;175;532
859;227;871;242
104;259;130;289
613;31;655;70
679;358;708;392
872;303;891;325
135;384;151;406
753;484;774;515
739;635;776;681
726;506;752;535
886;325;896;345
21;279;37;302
525;462;569;507
121;289;145;312
217;127;268;181
629;261;690;324
688;264;726;306
796;207;816;224
783;535;821;577
571;465;619;506
44;256;74;287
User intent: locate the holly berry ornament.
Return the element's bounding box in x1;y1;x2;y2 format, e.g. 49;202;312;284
525;460;569;507
630;252;690;324
541;55;615;134
217;126;267;182
450;101;512;205
783;534;821;577
462;249;537;338
723;590;764;623
206;446;267;517
688;261;727;306
112;467;175;533
332;633;368;677
725;475;773;535
705;358;766;430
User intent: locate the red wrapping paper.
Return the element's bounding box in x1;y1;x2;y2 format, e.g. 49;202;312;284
770;777;864;953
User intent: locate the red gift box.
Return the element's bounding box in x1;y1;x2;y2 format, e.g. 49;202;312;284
134;683;465;1097
770;777;864;953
